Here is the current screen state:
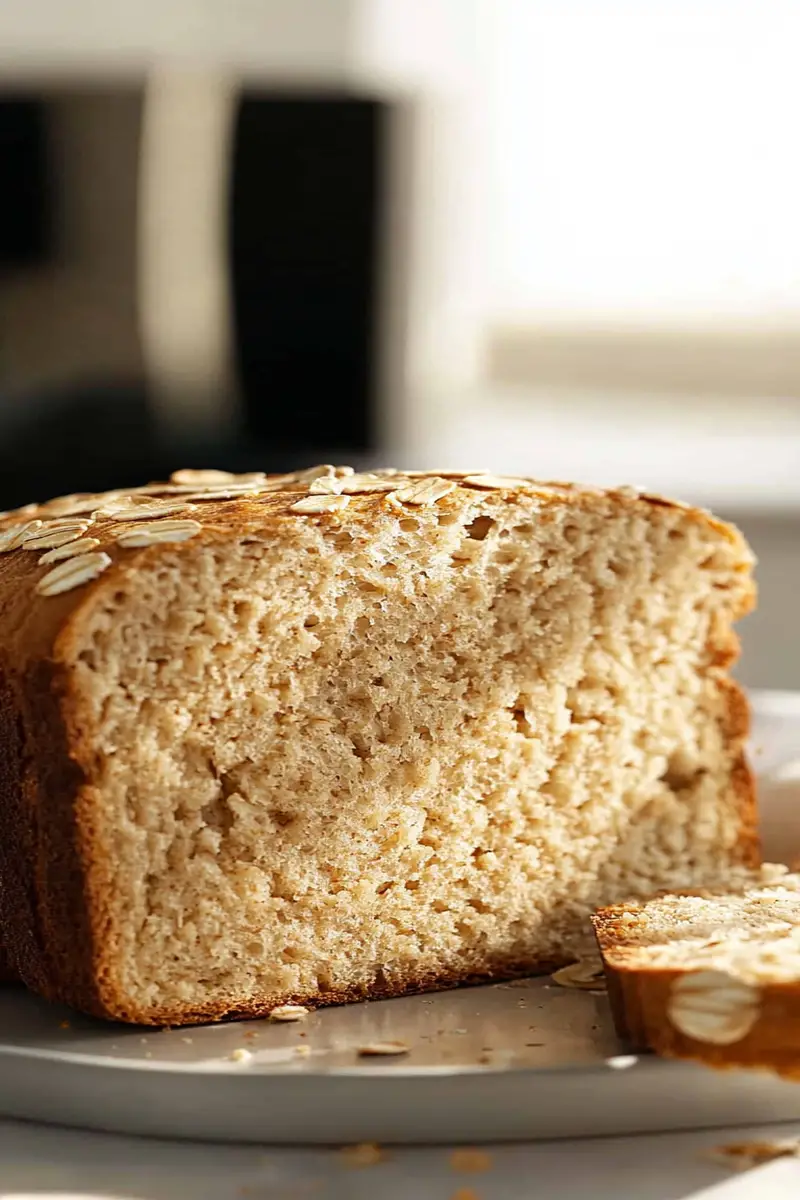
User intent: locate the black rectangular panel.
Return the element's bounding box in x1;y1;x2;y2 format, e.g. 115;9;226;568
0;98;52;268
229;95;383;452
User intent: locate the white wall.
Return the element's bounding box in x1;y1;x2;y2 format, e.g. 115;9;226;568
485;0;800;326
0;0;355;79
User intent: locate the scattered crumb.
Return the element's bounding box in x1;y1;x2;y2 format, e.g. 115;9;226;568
525;1042;545;1048
59;1020;71;1030
357;1041;410;1057
450;1149;493;1174
707;1139;800;1170
606;1055;638;1070
339;1143;385;1168
244;1029;259;1040
451;1190;481;1200
551;960;606;991
230;1047;253;1063
139;1037;148;1044
269;1005;310;1023
181;1037;193;1045
516;1000;528;1008
294;1044;311;1057
478;1054;493;1064
453;1028;468;1035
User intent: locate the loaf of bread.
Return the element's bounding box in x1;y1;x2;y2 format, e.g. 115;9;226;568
0;467;757;1025
592;866;800;1077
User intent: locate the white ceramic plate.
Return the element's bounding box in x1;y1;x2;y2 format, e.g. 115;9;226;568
0;689;798;1145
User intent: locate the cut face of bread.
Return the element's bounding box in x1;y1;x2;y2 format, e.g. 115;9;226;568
0;471;757;1024
592;866;800;1077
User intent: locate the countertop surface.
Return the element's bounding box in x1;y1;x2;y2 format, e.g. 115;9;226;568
2;1115;799;1200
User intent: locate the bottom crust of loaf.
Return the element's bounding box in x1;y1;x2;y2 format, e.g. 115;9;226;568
17;952;567;1027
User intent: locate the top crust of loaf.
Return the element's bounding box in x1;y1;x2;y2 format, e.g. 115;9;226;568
0;467;758;1021
0;468;755;671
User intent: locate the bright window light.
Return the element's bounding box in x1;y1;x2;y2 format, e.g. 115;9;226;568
486;0;800;325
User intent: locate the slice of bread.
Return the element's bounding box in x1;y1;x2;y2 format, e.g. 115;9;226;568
592;865;800;1077
0;467;757;1025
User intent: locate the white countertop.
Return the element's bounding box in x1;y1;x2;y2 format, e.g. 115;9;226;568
2;1116;799;1200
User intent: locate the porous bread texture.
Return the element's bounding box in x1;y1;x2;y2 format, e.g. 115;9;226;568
592;867;800;1077
30;481;754;1025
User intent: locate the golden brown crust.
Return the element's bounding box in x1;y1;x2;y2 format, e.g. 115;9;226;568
729;749;761;870
720;681;760;872
706;605;760;872
0;655;99;1006
0;470;758;1024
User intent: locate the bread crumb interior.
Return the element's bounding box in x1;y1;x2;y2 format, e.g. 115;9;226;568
68;490;752;1017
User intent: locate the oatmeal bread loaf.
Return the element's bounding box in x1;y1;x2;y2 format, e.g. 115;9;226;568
0;467;757;1025
592;866;800;1078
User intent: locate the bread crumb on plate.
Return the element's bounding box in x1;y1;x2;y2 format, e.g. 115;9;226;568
357;1040;410;1057
339;1143;385;1168
268;1005;310;1023
707;1138;800;1170
449;1149;493;1173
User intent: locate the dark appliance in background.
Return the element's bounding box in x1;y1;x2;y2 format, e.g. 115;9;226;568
0;87;385;511
233;95;382;453
0;98;51;269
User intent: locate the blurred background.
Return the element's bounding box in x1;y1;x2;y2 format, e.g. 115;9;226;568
0;0;797;687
